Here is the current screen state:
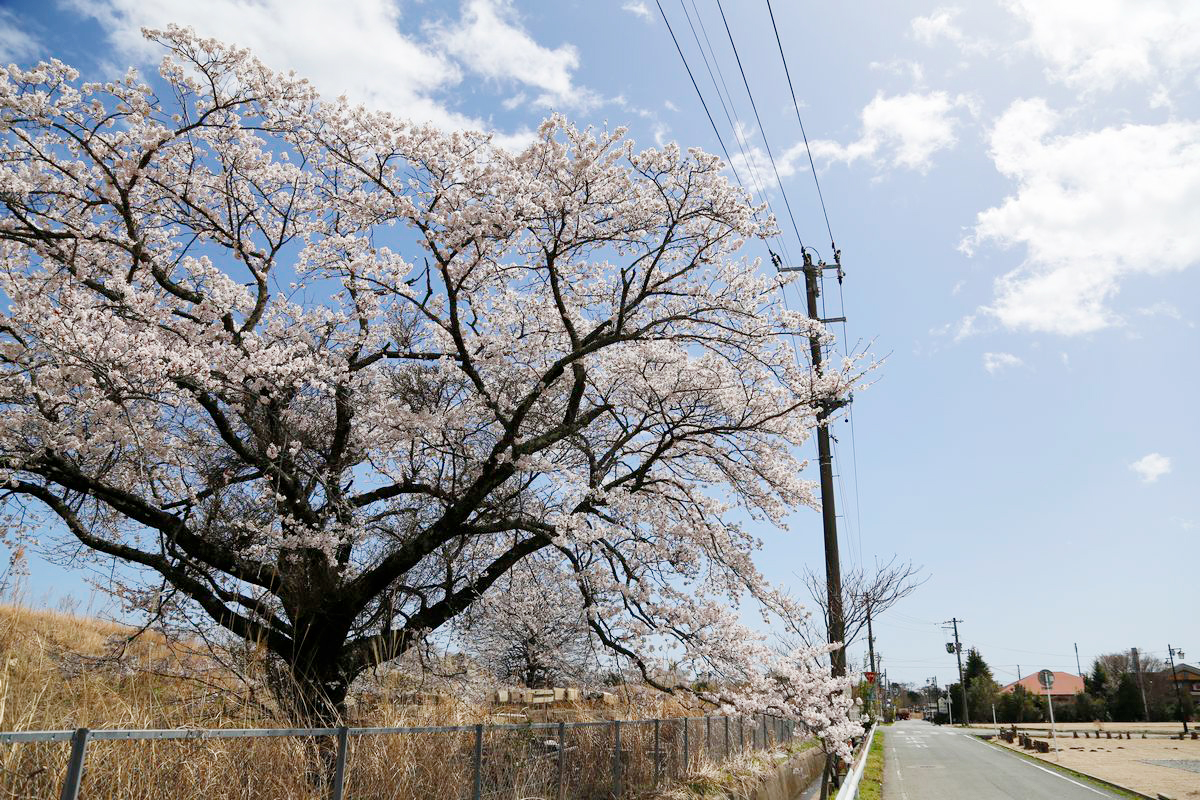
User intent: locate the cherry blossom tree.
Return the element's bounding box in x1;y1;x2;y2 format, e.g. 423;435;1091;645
451;554;599;689
0;27;860;745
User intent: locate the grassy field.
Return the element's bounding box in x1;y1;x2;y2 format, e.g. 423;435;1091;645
0;603;805;799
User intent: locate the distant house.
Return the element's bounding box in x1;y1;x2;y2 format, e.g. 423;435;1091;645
1000;671;1085;703
1156;662;1200;704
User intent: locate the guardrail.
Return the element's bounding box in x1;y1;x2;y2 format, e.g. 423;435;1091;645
1;713;799;800
835;722;877;800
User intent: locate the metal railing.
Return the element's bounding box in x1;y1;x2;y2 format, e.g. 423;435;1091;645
0;713;799;800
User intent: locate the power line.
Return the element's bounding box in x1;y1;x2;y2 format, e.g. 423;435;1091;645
677;0;792;265
755;0;868;578
712;0;808;253
764;0;835;251
654;0;749;195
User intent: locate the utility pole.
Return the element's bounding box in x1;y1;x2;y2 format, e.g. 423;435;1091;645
867;601;877;719
1167;644;1189;735
944;618;969;725
781;250;847;676
780;251;847;800
1132;648;1150;722
1075;643;1083;677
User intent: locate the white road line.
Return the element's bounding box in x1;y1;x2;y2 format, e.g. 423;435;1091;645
890;745;910;800
964;734;1111;797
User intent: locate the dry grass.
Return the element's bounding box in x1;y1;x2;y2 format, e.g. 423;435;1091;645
656;740;812;800
0;603;803;799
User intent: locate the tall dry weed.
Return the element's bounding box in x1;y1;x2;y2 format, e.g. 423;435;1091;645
0;603;802;799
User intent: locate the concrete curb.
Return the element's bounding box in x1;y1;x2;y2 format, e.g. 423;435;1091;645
974;734;1157;800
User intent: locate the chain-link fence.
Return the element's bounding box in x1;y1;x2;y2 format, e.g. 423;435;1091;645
0;714;800;800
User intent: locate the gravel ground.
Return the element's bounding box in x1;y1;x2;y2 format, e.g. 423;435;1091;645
1142;759;1200;774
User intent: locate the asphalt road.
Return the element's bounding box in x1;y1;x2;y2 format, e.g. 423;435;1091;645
882;720;1125;799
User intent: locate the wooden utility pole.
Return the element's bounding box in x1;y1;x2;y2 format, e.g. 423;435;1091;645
944;618;969;725
780;251;847;800
1167;644;1189;735
796;251;847;676
1132;647;1150;722
867;602;877;718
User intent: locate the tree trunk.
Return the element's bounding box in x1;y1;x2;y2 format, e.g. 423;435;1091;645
265;638;356;791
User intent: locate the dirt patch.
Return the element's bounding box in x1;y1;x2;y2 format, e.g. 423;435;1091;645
993;735;1200;799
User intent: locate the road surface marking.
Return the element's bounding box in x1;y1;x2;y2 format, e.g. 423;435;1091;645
889;745;910;800
964;734;1111;796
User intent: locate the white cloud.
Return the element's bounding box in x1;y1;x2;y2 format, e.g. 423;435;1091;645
432;0;596;110
912;7;963;44
653;122;670;147
0;9;40;63
733;91;965;177
63;0;589;144
869;59;926;85
982;352;1023;373
621;2;652;20
1136;302;1182;319
911;6;994;55
1129;452;1172;483
962;99;1200;335
1004;0;1200;90
812;91;964;171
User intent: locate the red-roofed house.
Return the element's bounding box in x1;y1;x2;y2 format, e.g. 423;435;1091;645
1000;671;1085;702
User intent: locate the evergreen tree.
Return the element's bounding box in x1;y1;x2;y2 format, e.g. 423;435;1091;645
1073;691;1106;723
1111;673;1143;721
962;648;1000;722
996;685;1043;723
1085;660;1110;698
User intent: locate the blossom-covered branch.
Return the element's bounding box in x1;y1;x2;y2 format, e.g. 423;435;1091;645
0;27;861;746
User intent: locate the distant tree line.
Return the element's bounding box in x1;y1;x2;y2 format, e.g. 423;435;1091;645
940;649;1195;724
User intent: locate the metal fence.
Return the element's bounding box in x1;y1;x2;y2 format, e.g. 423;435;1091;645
0;713;798;800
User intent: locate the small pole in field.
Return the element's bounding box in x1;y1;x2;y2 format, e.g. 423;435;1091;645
1038;669;1060;761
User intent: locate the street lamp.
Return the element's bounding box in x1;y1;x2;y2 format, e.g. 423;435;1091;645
1167;645;1189;735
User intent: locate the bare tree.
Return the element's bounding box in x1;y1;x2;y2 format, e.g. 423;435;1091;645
781;557;926;657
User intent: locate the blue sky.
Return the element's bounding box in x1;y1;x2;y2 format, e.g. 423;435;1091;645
0;0;1196;688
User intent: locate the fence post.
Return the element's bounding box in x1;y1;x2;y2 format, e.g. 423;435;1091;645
472;723;483;800
330;726;349;800
612;720;622;799
705;715;711;758
59;727;89;800
724;716;729;759
686;714;696;772
653;719;661;787
557;721;566;800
